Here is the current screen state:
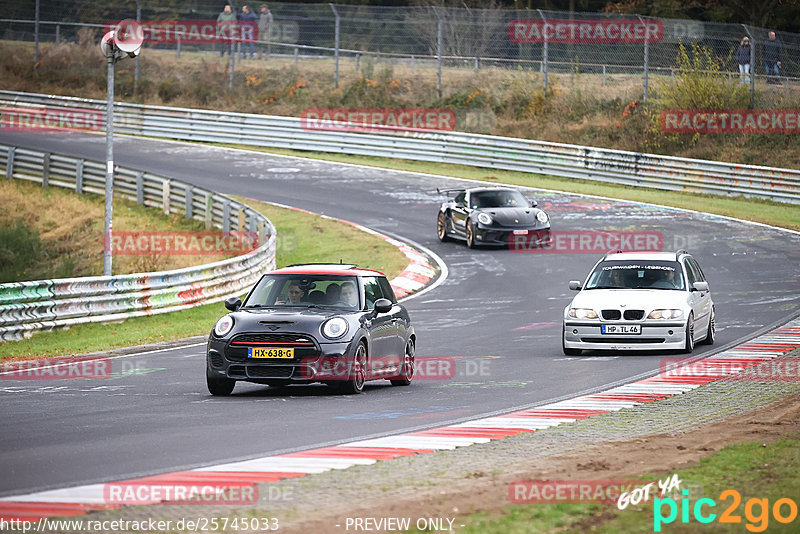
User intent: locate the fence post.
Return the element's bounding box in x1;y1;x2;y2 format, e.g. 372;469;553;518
537;9;548;92
42;153;50;187
162;179;171;215
229;40;235;90
432;6;443;98
176;34;181;58
294;46;299;66
185;185;193;219
6;147;15;180
205;193;213;230
223;200;231;232
638;15;649;102
136;172;144;204
55;24;60;45
330;3;340;89
602;65;606;86
76;159;84;194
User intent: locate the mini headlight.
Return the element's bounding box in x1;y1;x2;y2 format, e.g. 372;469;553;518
647;309;683;320
322;317;349;339
568;308;598;319
536;211;549;224
213;314;234;337
477;212;493;225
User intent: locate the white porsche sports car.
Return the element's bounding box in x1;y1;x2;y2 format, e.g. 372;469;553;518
563;250;715;355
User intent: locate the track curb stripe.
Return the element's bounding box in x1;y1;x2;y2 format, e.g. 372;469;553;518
2;320;798;518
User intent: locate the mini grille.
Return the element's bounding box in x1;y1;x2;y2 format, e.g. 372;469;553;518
247;365;295;378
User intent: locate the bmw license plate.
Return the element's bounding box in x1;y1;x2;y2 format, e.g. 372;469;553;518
248;347;295;359
601;325;641;335
513;230;529;235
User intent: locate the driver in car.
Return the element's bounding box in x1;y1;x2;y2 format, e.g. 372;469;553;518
338;281;358;307
651;269;678;289
279;281;305;305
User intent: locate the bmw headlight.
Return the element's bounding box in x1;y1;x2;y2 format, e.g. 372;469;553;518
213;314;234;337
536;211;549;224
477;212;493;225
647;309;684;320
322;317;349;339
568;308;598;319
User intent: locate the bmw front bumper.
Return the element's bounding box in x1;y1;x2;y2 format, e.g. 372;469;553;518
563;321;688;351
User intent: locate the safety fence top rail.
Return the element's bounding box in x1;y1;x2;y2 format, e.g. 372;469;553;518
0;141;277;342
0;90;798;204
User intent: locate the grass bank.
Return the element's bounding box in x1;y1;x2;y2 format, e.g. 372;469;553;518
453;433;800;533
0;199;408;361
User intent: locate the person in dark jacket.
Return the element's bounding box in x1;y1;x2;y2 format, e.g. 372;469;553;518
239;5;258;59
763;31;782;84
736;37;751;84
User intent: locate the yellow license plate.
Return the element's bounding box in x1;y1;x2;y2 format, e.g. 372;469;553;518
248;347;295;359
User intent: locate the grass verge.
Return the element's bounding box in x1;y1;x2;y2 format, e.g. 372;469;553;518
0;198;408;361
219;144;800;232
451;432;800;533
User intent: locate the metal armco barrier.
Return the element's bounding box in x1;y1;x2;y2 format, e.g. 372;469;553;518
1;90;798;204
0;143;277;342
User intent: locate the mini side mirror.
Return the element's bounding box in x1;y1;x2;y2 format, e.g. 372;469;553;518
568;281;582;291
529;199;538;208
374;298;393;314
692;282;709;292
225;297;242;311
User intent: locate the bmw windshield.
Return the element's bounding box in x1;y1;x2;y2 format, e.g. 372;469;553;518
243;275;360;309
585;260;685;290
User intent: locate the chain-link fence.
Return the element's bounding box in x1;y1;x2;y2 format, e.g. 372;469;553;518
2;1;799;106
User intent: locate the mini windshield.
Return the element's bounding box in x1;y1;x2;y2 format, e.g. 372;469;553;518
471;190;527;209
585;260;685;290
243;275;360;309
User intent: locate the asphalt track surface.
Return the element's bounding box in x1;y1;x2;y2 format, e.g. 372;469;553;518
1;131;799;498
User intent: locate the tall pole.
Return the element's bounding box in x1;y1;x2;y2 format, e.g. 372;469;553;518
104;55;115;276
638;15;649;102
538;9;548;92
134;0;141;93
432;6;442;98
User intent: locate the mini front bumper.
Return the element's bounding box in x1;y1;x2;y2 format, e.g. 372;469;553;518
207;337;355;382
563;321;687;351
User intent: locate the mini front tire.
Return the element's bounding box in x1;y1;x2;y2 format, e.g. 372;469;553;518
207;370;235;396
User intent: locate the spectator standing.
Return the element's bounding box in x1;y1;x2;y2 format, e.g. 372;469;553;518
217;4;236;57
258;4;274;59
736;37;751;84
240;5;258;59
763;31;782;85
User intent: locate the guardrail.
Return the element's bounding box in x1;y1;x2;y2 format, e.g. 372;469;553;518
0;143;277;342
1;90;798;204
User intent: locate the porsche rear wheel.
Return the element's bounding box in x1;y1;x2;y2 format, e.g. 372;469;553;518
437;212;451;242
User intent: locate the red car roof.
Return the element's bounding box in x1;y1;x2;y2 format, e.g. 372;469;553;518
269;264;385;277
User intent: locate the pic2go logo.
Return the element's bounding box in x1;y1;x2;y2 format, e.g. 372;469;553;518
654;489;798;532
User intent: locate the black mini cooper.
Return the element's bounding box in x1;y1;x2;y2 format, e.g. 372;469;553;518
206;264;416;395
437;187;551;248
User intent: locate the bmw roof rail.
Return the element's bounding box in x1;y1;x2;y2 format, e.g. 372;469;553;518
603;249;626;260
675;249;689;260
